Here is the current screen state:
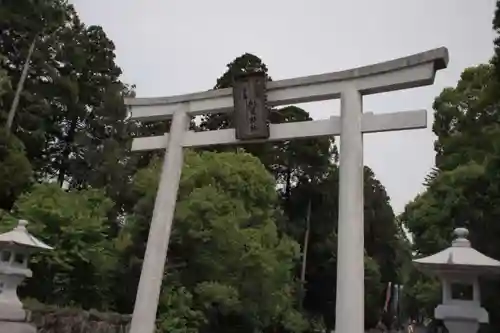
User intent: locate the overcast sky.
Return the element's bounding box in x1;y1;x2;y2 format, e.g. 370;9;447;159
71;0;497;214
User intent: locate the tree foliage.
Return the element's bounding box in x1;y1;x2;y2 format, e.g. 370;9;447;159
0;2;406;332
289;166;401;329
493;0;500;79
121;150;307;333
0;183;118;309
0;56;32;210
200;53;337;195
200;52;404;330
402;152;500;330
0;128;32;209
0;0;137;220
0;54;10;100
432;64;500;172
402;13;500;328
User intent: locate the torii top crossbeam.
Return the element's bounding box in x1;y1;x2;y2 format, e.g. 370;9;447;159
125;47;447;121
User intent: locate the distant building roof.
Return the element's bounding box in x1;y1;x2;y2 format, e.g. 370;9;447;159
0;220;52;250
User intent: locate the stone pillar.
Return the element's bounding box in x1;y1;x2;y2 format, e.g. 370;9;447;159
335;88;364;333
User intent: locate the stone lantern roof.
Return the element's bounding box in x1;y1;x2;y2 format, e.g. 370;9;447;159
413;227;500;275
0;220;52;250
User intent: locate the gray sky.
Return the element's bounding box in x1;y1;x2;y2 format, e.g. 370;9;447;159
71;0;496;214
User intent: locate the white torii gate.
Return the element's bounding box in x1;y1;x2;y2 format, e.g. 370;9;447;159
125;47;448;333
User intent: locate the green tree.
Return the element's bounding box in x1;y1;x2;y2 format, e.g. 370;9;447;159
363;167;402;284
0;54;10;99
1;183;118;310
202;53;404;330
432;64;500;172
33;14;126;187
401;267;440;323
283;164;402;330
0;6;407;329
0;59;32;209
119;150;307;333
492;0;500;79
200;53;336;195
402;62;500;331
0;128;32;209
365;255;384;328
402;159;500;331
201;53;271;131
0;0;68;155
157;285;207;333
0;1;135;195
0;1;142;233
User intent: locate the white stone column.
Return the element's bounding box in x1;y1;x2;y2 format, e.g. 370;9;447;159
129;109;190;333
335;88;364;333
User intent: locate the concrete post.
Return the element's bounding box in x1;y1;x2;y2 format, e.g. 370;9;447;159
335;88;365;333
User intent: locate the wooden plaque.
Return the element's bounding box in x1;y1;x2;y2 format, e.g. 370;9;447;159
232;72;269;140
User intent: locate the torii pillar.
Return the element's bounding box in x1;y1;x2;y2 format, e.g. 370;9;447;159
124;47;449;333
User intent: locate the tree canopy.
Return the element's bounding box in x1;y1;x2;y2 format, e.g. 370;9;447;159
400;3;500;331
128;150;307;333
401;64;500;331
0;1;410;332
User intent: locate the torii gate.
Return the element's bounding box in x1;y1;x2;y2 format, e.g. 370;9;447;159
125;47;448;333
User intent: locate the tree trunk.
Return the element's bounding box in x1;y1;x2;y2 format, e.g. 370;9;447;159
6;36;37;132
57;115;78;187
285;148;292;201
300;199;312;284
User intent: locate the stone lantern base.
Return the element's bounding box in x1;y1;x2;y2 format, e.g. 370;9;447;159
435;303;488;333
0;305;36;333
0;321;36;333
443;320;479;333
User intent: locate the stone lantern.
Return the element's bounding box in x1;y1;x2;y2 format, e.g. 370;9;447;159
0;220;52;333
413;227;500;333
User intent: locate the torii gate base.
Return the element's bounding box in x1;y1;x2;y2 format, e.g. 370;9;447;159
125;48;449;333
